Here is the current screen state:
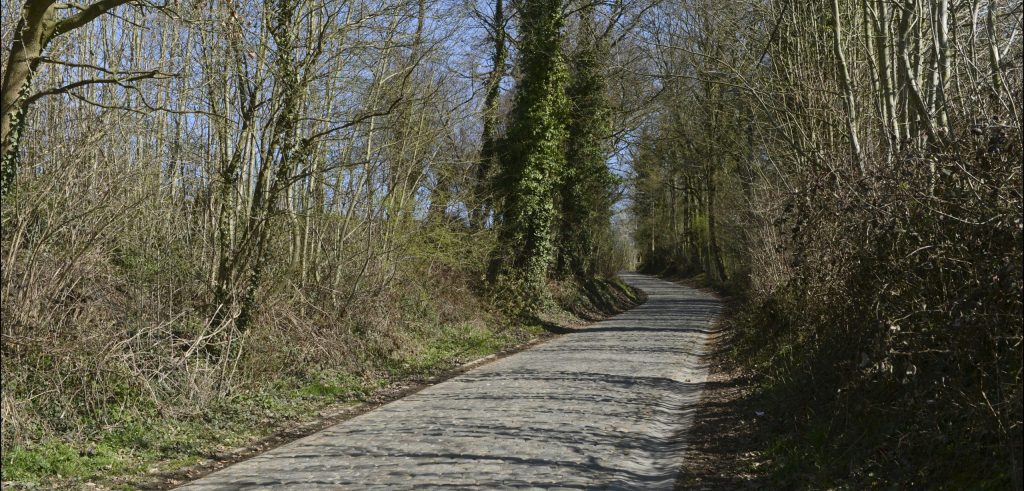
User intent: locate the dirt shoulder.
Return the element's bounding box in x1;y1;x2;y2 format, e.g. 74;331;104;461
656;276;769;490
673;328;768;490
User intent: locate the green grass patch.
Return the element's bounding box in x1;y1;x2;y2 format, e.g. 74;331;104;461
297;371;371;400
1;441;140;483
0;370;376;488
403;321;511;375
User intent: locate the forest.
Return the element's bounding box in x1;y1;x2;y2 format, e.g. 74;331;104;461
1;0;1021;488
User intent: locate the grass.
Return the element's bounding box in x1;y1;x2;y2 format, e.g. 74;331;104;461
403;321;507;375
1;361;394;489
2;441;135;483
1;372;380;489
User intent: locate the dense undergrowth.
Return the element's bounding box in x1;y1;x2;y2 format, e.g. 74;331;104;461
729;135;1022;489
647;129;1023;488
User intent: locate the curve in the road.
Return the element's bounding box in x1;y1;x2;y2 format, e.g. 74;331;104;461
178;273;721;490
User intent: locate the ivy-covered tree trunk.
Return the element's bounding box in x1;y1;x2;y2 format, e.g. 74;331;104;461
556;6;614;278
495;0;568;308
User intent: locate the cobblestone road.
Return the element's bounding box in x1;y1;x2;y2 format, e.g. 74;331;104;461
179;273;721;490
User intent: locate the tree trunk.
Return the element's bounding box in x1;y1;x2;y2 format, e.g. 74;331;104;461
472;0;507;229
706;167;727;282
830;0;864;173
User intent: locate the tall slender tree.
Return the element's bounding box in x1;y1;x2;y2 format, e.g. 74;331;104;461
495;0;569;305
555;4;614;278
472;0;508;229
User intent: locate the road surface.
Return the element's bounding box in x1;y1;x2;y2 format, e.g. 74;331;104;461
179;273;720;490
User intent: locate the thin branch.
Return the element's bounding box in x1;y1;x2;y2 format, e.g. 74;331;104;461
50;0;136;38
24;71;165;105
